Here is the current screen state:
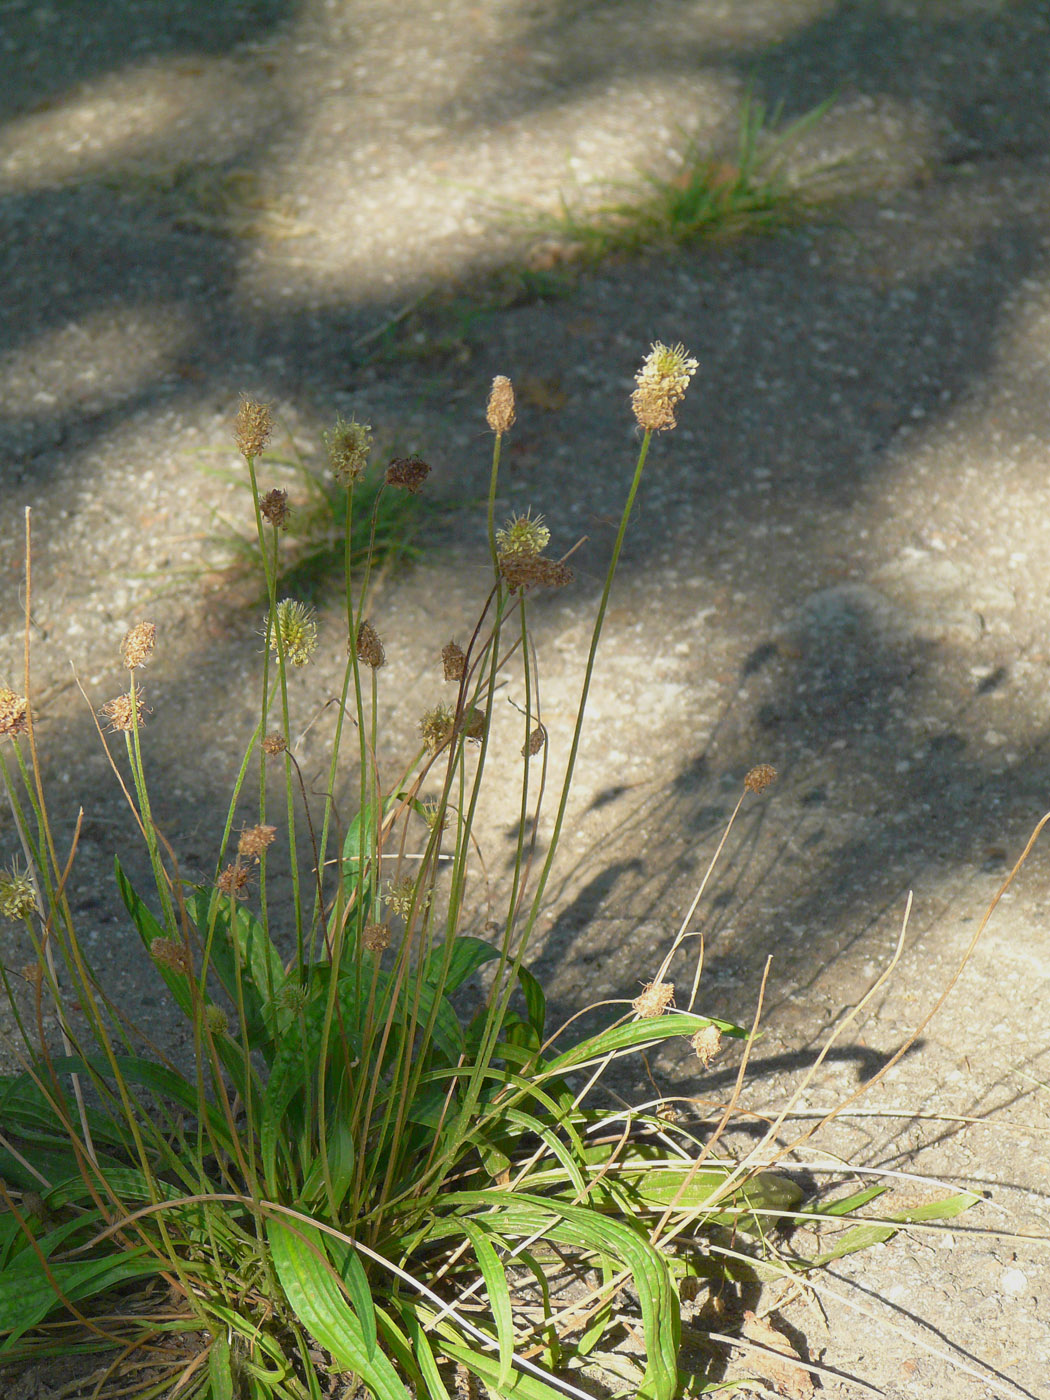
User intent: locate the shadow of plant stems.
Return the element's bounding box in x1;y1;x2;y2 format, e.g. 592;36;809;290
0;359;982;1400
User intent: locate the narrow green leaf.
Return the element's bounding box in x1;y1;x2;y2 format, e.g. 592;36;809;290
437;1337;570;1400
809;1190;980;1267
265;1217;403;1395
809;1183;890;1218
323;1232;378;1361
455;1218;516;1389
438;1190;680;1400
516;965;546;1039
208;1330;235;1400
541;1012;747;1078
388;1304;451;1400
420;935;501;995
0;1247;163;1351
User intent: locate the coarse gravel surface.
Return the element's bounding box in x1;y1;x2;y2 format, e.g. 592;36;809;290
3;2;1050;1397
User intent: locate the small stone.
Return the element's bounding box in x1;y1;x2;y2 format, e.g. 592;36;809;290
1000;1267;1028;1296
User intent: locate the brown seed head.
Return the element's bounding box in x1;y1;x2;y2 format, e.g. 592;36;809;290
100;691;149;733
442;641;466;682
21;961;44;987
263;733;287;756
632;981;675;1019
498;553;574;593
217;863;252;900
234;397;273;458
0;687;29;739
744;763;778;794
260;488;290;528
385;454;431;493
325;414;372;485
363;921;391;953
457;706;486;744
486;376;516;434
150;936;192;975
355;620;386;669
238;824;277;859
631;341;698;433
522;725;546;760
690;1024;722;1066
120;622;156;670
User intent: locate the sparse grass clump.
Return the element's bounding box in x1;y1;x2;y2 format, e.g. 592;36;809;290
0;351;983;1400
513;90;842;268
199;411;433;604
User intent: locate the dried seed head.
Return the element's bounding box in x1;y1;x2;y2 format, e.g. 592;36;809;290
120;622;156;670
421;798;448;833
355;620;386;670
100;691;149;733
238;824;277;859
486;375;516;434
260;488;290;529
274;981;309;1014
385;454;431;493
744;763;778;794
690;1024;722;1066
263;733;287;756
656;1101;681;1123
632;981;675;1019
442;641;466;681
498;553;574;593
363;921;391;953
234;397;273;458
495;511;550;559
0;687;29;738
457;706;486;744
522;725;546;760
419;703;455;754
631;341;698;432
385;877;417;919
203;1004;228;1037
0;868;37;921
150;937;191;975
217;863;252;900
272;599;318;668
21;961;44;987
325;414;373;485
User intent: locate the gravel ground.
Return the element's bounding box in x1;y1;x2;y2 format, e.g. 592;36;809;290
3;2;1050;1397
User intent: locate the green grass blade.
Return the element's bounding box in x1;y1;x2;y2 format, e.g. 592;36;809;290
454;1218;516;1389
437;1338;569;1400
207;1330;235;1400
809;1190;981;1267
265;1217;400;1393
0;1246;164;1352
541;1012;746;1077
